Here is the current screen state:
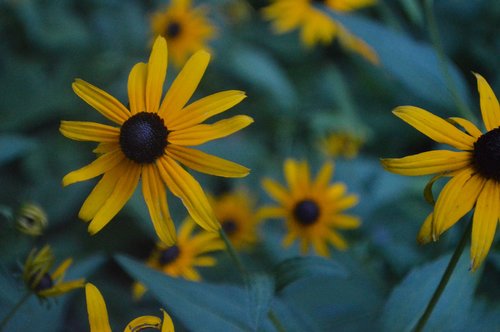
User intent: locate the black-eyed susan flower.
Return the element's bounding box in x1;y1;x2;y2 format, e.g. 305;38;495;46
212;189;260;250
23;245;84;298
151;0;216;67
262;0;378;63
15;203;48;236
133;217;224;299
86;283;174;332
260;159;360;256
60;36;252;246
319;131;364;159
381;73;500;271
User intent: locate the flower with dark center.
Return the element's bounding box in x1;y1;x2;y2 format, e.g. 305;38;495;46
472;127;500;181
165;21;182;39
221;219;238;235
159;245;181;265
293;199;320;226
33;272;54;292
119;112;168;164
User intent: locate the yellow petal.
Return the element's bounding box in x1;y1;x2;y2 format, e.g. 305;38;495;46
62;149;125;186
85;283;112;332
124;315;162;332
448;117;482;138
393;106;476;150
128;62;148;115
132;282;148;301
160;50;210;120
168;115;254;146
39;279;85;297
381;150;471;176
312;238;330;257
337;24;379;65
417;213;434;245
330;214;360;229
326;183;347;200
167;145;250;177
72;79;130;125
142;164;176;245
60;121;119;143
194;256;217;266
261;178;290;205
327;230;348;250
51;258;72;281
433;169;486;239
333;194;358;212
93;142;119;154
470;180;499;271
297;160;311;193
313;161;334;191
475;73;500;131
161;309;175;332
256;206;286;220
168;90;247;131
146;37;168;114
284;159;300;194
88;161;141;235
178;217;196;241
157;157;220;231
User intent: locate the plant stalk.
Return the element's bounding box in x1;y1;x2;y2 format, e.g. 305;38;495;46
0;292;32;331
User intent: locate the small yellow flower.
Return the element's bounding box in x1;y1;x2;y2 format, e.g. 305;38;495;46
151;0;216;67
320;131;364;159
85;283;174;332
262;0;378;63
381;73;500;271
23;245;84;298
212;189;261;250
260;159;360;256
60;36;252;246
15;203;48;236
133;218;224;300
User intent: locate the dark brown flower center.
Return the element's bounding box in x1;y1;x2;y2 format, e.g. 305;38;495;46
166;21;182;39
31;272;54;292
159;245;180;265
472;127;500;181
221;219;238;235
293;199;320;226
119;112;168;164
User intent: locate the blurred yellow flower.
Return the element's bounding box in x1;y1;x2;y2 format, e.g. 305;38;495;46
60;36;252;246
212;189;260;250
320;131;364;159
133;218;224;300
85;283;174;332
262;0;378;63
23;245;84;298
381;73;500;271
260;159;360;256
15;203;48;236
151;0;216;67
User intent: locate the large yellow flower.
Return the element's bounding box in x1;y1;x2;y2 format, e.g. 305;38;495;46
260;159;360;256
85;283;174;332
151;0;216;67
60;36;252;246
262;0;378;63
133;217;224;300
381;73;500;271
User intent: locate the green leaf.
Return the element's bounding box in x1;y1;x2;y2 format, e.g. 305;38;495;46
321;8;471;110
246;273;275;331
274;256;348;292
0;135;36;165
381;249;481;331
115;254;258;331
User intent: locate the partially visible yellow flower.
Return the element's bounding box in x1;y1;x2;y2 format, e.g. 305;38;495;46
212;189;260;250
85;283;174;332
15;203;48;236
151;0;216;67
381;73;500;271
262;0;378;63
320;131;364;159
23;245;84;298
260;159;360;256
133;218;224;300
61;36;252;246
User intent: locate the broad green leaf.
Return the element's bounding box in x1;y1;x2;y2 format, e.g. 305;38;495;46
115;254;257;331
246;273;275;331
274;256;348;292
0;135;36;165
381;250;481;331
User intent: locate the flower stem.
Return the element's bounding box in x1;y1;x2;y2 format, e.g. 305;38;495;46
219;228;246;276
414;219;471;332
424;0;475;122
268;310;287;332
0;292;32;331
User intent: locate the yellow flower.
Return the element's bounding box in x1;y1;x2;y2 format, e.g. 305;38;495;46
15;203;48;236
212;189;260;250
60;36;252;246
23;245;84;298
133;218;224;300
381;73;500;271
85;283;174;332
260;159;360;256
151;0;216;67
320;131;364;159
262;0;378;63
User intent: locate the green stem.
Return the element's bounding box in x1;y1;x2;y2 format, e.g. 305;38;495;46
414;219;471;332
219;228;246;276
0;292;32;331
424;0;475;121
268;310;287;332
